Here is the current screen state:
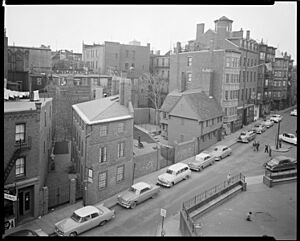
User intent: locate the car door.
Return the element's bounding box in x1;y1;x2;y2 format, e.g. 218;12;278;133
78;215;91;234
222;147;228;157
90;212;100;228
139;187;150;202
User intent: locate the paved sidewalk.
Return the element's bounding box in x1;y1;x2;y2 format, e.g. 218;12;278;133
4;106;296;237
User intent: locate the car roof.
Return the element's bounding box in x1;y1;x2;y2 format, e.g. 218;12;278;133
197;152;211;157
132;182;151;190
167;162;188;171
214;145;228;149
74;205;99;217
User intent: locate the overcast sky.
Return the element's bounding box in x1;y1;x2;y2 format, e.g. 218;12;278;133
4;3;297;64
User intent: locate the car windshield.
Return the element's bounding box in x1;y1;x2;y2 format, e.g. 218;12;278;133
166;169;173;175
71;212;82;223
129;187;138;193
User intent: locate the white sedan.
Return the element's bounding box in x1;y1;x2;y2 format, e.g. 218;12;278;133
55;205;115;236
263;119;274;128
270;114;282;123
279;133;297;145
210;145;232;161
290;109;297;116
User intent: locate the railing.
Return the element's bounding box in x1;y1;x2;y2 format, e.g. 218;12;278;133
183;173;245;211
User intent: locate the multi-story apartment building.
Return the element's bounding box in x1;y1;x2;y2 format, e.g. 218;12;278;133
160;88;223;152
51;49;84;74
4;29;8;87
185;16;259;129
256;42;276;117
272;52;290;110
7;45;52;91
4;96;53;229
82;41;150;76
169;41;240;133
71;78;134;205
290;66;297;106
287;55;295;107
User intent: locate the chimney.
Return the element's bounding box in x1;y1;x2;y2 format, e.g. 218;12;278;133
246;30;250;40
196;23;204;40
119;78;131;107
176;42;181;54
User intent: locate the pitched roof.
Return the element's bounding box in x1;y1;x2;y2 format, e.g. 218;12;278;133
215;16;233;22
160;92;181;112
182;91;223;121
73;95;132;124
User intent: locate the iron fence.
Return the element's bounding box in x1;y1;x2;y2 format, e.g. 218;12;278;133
183;173;245;211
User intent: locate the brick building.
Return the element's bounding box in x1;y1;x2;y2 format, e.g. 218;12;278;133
82;41;150;76
169;41;240;133
272;52;291;110
256;42;276;117
72;78;134;205
160;88;223;152
4;96;53;229
4;29;8;87
51;49;84;74
184;16;259;129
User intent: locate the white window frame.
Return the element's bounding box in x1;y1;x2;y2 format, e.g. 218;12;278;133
116;165;125;182
98;171;107;190
99;146;107;163
16;157;25;177
117;142;125;158
15;123;25;143
187;57;192;66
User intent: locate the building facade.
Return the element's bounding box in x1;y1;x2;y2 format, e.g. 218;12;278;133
72;78;134;204
4;97;53;229
160;89;223;152
169;43;240;133
51;49;84;74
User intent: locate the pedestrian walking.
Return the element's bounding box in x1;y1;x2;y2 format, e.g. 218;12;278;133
279;139;282;148
269;146;272;157
264;144;269;153
227;172;231;185
253;140;256;151
246;211;253;221
256;141;260;151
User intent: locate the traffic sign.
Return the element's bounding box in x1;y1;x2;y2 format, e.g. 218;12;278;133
160;208;166;217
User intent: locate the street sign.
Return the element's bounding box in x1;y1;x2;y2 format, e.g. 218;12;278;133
4;193;17;201
160;208;166;217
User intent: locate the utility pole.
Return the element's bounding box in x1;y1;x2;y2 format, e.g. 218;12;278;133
276;120;281;149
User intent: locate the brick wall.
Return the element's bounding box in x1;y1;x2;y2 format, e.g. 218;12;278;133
174;138;197;163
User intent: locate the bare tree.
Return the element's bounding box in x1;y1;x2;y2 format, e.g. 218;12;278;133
139;73;166;125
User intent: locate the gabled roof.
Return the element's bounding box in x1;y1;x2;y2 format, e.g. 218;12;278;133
160;92;181;112
214;16;233;22
182;91;223;121
73;95;132;124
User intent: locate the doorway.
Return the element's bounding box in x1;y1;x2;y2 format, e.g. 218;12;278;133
18;186;34;220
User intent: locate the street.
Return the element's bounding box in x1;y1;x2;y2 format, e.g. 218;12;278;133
83;111;297;236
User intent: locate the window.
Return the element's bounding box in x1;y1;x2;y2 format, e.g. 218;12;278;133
225;91;228;100
224;108;228;116
118;142;125;158
243;71;245;82
15;123;25;143
187;73;192;83
98;172;107;189
162;58;165;66
116;165;125;182
100;125;107;136
254;72;256;81
44;111;47;127
81;140;83;156
118;123;124;133
131;63;135;68
36;77;42;85
250;72;252;82
99;146;107;163
226;74;230;83
206;120;209;127
16;157;25;177
226;57;231;67
88;169;93;183
246;72;249;82
283;81;286;86
187;57;192;66
212;118;214;125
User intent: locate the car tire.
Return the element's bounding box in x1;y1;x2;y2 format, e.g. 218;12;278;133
99;220;107;226
185;174;190;180
130;202;137;209
69;232;77;236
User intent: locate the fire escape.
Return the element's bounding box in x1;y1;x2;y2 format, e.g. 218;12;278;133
4;136;32;184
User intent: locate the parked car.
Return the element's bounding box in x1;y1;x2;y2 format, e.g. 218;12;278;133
188;152;216;171
263;119;274;128
252;123;267;134
5;229;48;237
279;133;297;145
237;130;256;143
270;114;282;123
290;109;297;116
265;156;297;172
157;162;191;187
210;145;232;161
117;182;160;209
54;205;115;236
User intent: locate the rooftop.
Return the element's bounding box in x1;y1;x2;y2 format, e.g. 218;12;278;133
4;98;52;113
73;95;132;125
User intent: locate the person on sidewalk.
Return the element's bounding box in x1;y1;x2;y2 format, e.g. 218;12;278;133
253;140;256;151
227;172;231;185
256;141;260;151
246;211;253;221
264;144;269;153
269;146;272;157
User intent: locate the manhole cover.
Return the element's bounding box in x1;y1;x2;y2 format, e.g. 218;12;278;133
254;212;277;222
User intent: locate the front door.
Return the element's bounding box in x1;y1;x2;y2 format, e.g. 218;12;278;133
18;186;34;220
